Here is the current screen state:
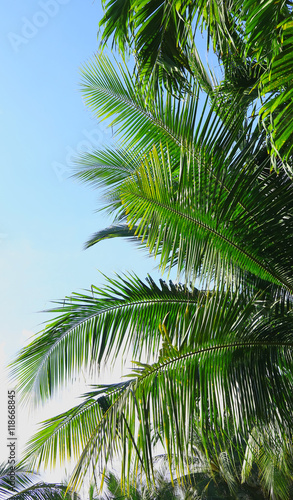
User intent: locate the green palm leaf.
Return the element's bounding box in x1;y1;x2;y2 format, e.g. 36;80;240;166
78;54;261;217
260;20;293;169
75;148;142;191
241;426;293;500
117;141;293;290
99;0;244;94
98;0;293;172
20;290;293;492
79;53;252;157
0;463;77;500
78;55;293;292
20;385;127;471
63;290;293;489
11;275;203;403
84;224;139;249
79;53;201;154
236;0;293;170
99;0;193;93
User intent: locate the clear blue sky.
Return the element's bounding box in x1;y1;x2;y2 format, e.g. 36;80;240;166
0;0;217;483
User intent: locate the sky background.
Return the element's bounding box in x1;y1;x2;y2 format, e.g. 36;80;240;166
0;0;216;489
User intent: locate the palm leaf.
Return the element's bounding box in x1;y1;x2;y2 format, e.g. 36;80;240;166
77;55;293;292
78;54;261;215
99;0;245;94
79;53;201;154
11;275;203;404
236;0;293;171
241;427;293;500
0;463;77;500
20;384;129;471
75;148;142;191
79;53;252;156
0;464;35;497
84;224;138;249
99;0;193;94
260;20;293;170
117;141;293;290
99;0;134;53
5;483;74;500
64;290;293;489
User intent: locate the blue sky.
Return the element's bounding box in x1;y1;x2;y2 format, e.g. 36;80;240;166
0;0;218;485
0;0;160;477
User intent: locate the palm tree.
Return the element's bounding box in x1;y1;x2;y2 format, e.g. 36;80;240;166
99;0;293;173
97;452;281;499
10;47;293;500
0;462;78;500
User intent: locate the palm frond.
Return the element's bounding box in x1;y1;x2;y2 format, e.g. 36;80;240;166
237;0;293;171
260;19;293;170
99;0;193;94
20;384;130;471
117;140;293;290
99;0;134;53
74;148;142;191
77;54;293;292
5;482;74;500
84;224;138;249
66;290;293;488
189;44;218;98
0;463;35;497
0;463;77;500
11;275;203;404
79;53;201;154
241;427;293;500
78;54;265;223
79;53;255;156
99;0;245;95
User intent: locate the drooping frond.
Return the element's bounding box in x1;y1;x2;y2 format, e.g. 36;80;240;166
99;0;193;93
11;275;203;404
259;19;293;171
20;384;130;471
99;0;245;94
4;483;75;500
98;0;293;175
241;426;293;500
0;464;35;497
20;290;293;492
84;224;138;250
64;290;293;489
234;0;293;172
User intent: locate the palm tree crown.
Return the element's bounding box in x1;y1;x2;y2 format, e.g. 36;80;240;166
11;2;293;499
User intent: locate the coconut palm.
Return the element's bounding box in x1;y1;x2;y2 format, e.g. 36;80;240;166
99;0;293;173
97;466;233;500
0;462;77;500
10;50;293;500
